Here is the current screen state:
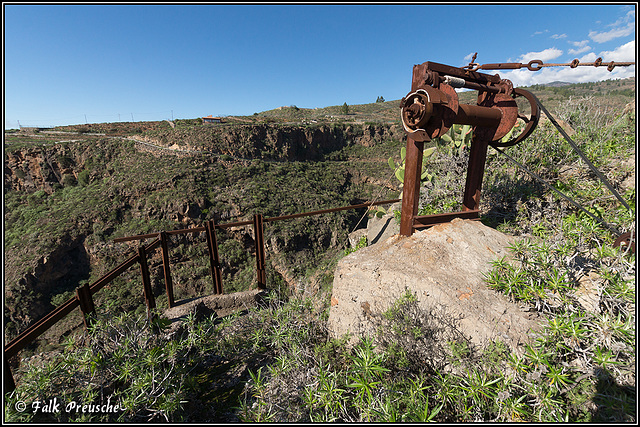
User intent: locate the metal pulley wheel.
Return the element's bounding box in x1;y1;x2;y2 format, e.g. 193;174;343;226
401;89;433;132
489;88;540;148
400;85;459;142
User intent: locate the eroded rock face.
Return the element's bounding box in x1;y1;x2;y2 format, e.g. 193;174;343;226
4;149;61;193
4;235;91;333
328;218;542;354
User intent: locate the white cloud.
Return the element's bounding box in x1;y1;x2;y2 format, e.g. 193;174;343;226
532;29;549;37
598;40;636;61
579;52;598;62
589;9;635;43
518;47;563;63
609;9;635;29
589;27;634;43
570;40;590;48
552;33;567;40
568;46;591;56
463;52;476;62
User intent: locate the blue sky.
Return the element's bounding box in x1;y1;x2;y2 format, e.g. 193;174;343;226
3;3;636;128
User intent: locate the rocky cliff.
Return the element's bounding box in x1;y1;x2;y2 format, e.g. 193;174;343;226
4;122;402;350
5;123;403;193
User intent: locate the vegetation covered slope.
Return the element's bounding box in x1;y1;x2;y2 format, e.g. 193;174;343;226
4;121;406;351
3;77;636;422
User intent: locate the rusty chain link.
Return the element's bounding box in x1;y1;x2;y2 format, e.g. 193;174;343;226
465;53;634;72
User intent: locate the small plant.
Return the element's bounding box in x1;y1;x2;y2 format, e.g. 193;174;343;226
5;310;201;422
346;337;390;421
344;235;367;256
500;119;525;143
370;206;387;218
435;124;473;157
387;145;436;184
76;169;91;186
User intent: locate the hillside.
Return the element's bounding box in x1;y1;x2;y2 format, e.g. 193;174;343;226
4;76;635;347
3;76;636;422
4;122;409;350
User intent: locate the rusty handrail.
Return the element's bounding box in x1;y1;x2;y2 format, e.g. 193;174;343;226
113;199;400;242
5;296;80;360
4;198;400;392
264;199;400;222
4;238;161;360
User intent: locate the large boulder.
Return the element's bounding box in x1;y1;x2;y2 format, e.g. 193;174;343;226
328;218;542;354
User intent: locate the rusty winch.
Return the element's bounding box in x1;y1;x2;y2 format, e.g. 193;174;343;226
398;56;635;255
398;59;540;236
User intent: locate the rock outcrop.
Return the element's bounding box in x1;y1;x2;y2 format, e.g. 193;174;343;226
127;123;404;162
328;218;542;354
162;288;267;339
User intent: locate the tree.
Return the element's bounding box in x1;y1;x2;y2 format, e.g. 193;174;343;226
341;102;350;115
376;96;385;103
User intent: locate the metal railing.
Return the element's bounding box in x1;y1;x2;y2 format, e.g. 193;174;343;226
4;198;399;392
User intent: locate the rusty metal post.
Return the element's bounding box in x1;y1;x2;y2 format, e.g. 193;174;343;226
5;357;16;393
462;133;490;211
205;219;223;294
461;90;507;212
399;135;424;236
253;214;267;290
138;245;157;323
76;282;96;331
159;231;175;307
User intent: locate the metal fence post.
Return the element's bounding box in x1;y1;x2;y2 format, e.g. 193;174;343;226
138;245;157;324
159;231;175;307
205;219;223;294
253;214;267;289
76;282;96;331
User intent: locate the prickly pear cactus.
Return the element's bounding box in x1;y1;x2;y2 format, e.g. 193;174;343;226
389;124;476;188
388;145;436;185
436;124;473;157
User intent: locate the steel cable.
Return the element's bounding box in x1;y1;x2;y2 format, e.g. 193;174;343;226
533;95;632;212
490;147;623;238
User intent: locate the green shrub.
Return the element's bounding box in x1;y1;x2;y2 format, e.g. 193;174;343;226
77;170;90;186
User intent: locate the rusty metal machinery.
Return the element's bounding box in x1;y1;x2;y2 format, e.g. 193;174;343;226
398;60;540;236
398;56;635;240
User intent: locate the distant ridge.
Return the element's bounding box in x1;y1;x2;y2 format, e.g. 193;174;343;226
542;81;573;87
